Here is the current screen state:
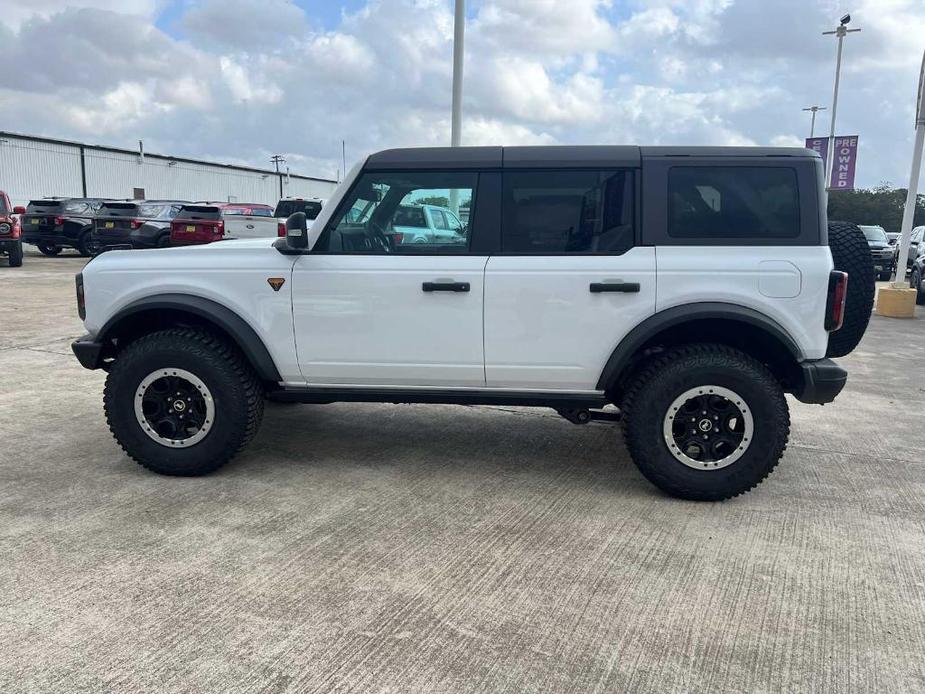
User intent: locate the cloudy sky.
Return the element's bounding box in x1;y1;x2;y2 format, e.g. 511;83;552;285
0;0;922;187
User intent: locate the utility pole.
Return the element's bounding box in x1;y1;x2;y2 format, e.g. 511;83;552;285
342;140;347;181
822;15;860;194
802;105;827;138
270;154;285;198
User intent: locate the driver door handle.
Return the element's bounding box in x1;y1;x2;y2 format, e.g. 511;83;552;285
590;282;640;293
423;281;470;292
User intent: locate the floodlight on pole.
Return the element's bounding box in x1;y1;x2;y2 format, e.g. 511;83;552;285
892;50;925;288
802;105;827;138
822;15;860;195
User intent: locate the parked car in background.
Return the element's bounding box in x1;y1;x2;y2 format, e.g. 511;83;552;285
170;203;284;246
858;224;894;280
0;190;24;267
388;203;466;246
908;245;925;305
894;225;924;271
20;197;109;256
92;200;188;252
273;197;324;222
885;231;900;245
220;203;279;238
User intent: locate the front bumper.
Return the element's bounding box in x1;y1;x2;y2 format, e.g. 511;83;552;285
72;335;104;370
0;238;21;253
793;359;847;404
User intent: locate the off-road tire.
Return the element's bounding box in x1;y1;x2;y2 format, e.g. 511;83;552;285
622;343;790;501
826;220;875;358
104;328;264;476
8;243;23;267
912;268;925;306
37;242;61;257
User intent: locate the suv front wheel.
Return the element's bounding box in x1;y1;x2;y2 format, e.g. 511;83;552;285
622;344;790;501
104;328;264;475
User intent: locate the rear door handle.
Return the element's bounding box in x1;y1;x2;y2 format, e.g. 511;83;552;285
423;281;470;292
590;282;640;293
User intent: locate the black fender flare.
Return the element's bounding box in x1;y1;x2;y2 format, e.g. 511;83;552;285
99;293;282;382
595;302;803;390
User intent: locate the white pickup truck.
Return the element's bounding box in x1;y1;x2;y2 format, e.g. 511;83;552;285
72;145;874;501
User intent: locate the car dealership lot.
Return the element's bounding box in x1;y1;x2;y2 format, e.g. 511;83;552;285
1;251;924;693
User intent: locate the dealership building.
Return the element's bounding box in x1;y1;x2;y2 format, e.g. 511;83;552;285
0;131;338;207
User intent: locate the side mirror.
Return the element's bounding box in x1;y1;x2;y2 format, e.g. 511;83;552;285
286;212;308;250
13;206;25;215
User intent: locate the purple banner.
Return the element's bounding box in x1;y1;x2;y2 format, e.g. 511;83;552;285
805;136;859;190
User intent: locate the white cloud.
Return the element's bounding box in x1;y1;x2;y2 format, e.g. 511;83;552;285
0;0;920;189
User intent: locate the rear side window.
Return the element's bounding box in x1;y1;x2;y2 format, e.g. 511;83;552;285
668;167;800;239
501;170;634;254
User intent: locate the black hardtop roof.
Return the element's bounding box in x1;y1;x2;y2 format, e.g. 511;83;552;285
365;145;821;170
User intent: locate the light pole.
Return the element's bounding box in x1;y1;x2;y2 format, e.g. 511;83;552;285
802;105;827;138
893;50;925;288
822;15;860;193
448;0;465;215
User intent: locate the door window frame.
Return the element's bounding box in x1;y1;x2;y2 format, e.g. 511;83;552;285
313;169;488;256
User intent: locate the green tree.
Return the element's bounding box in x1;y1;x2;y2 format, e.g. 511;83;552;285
827;184;925;232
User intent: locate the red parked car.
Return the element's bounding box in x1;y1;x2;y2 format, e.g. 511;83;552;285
0;191;24;267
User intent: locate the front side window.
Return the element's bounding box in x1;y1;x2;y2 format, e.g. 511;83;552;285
501;170;634;254
317;171;476;254
669;167;800;239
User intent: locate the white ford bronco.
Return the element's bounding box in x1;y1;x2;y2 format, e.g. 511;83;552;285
72;146;873;501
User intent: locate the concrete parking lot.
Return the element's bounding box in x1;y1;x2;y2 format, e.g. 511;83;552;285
1;248;924;693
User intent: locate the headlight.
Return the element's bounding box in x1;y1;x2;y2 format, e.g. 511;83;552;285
0;223;9;234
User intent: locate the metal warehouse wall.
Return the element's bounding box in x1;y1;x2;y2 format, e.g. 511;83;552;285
0;134;337;207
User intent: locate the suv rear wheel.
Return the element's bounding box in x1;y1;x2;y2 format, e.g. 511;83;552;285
37;242;61;256
77;232;95;257
622;344;790;501
104;328;264;475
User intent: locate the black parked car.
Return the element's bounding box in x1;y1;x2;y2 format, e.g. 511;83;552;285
92;200;188;252
909;247;925;305
858;224;894;281
20;198;110;257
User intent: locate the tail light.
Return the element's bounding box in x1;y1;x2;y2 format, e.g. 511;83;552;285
130;219;142;229
825;271;848;331
215;220;225;236
54;215;64;225
277;221;286;237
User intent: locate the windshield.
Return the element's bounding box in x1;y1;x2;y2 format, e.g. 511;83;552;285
274;200;323;220
859;225;887;242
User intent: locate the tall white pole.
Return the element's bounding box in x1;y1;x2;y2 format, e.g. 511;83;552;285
822;19;860;197
824;28;845;193
449;0;465;216
893;51;925;287
450;0;465;148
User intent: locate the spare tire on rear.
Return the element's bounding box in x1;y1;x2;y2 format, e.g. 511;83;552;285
826;220;874;358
